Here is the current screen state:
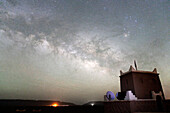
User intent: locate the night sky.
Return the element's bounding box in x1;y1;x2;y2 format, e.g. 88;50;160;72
0;0;169;104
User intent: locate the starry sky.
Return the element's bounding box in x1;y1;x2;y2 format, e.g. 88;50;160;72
0;0;169;104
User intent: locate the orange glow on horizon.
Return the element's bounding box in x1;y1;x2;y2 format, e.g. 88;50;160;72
52;103;58;107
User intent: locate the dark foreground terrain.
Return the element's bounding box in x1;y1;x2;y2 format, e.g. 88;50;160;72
0;99;104;113
0;106;104;113
1;99;170;113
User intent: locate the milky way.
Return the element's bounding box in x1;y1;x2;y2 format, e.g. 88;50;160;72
0;0;169;104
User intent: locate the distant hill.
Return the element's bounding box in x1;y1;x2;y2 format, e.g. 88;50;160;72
0;99;75;106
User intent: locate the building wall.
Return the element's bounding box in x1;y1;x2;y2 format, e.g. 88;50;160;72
132;73;164;99
104;100;170;113
104;101;131;113
120;73;135;95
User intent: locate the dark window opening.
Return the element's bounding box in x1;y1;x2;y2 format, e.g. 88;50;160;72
152;78;157;84
140;78;144;84
126;79;128;85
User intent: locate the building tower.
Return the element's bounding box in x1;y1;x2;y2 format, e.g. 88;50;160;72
119;62;165;100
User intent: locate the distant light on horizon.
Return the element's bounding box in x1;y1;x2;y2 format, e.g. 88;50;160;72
52;103;58;107
91;103;94;106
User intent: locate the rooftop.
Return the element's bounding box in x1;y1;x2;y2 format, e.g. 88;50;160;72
120;65;158;77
